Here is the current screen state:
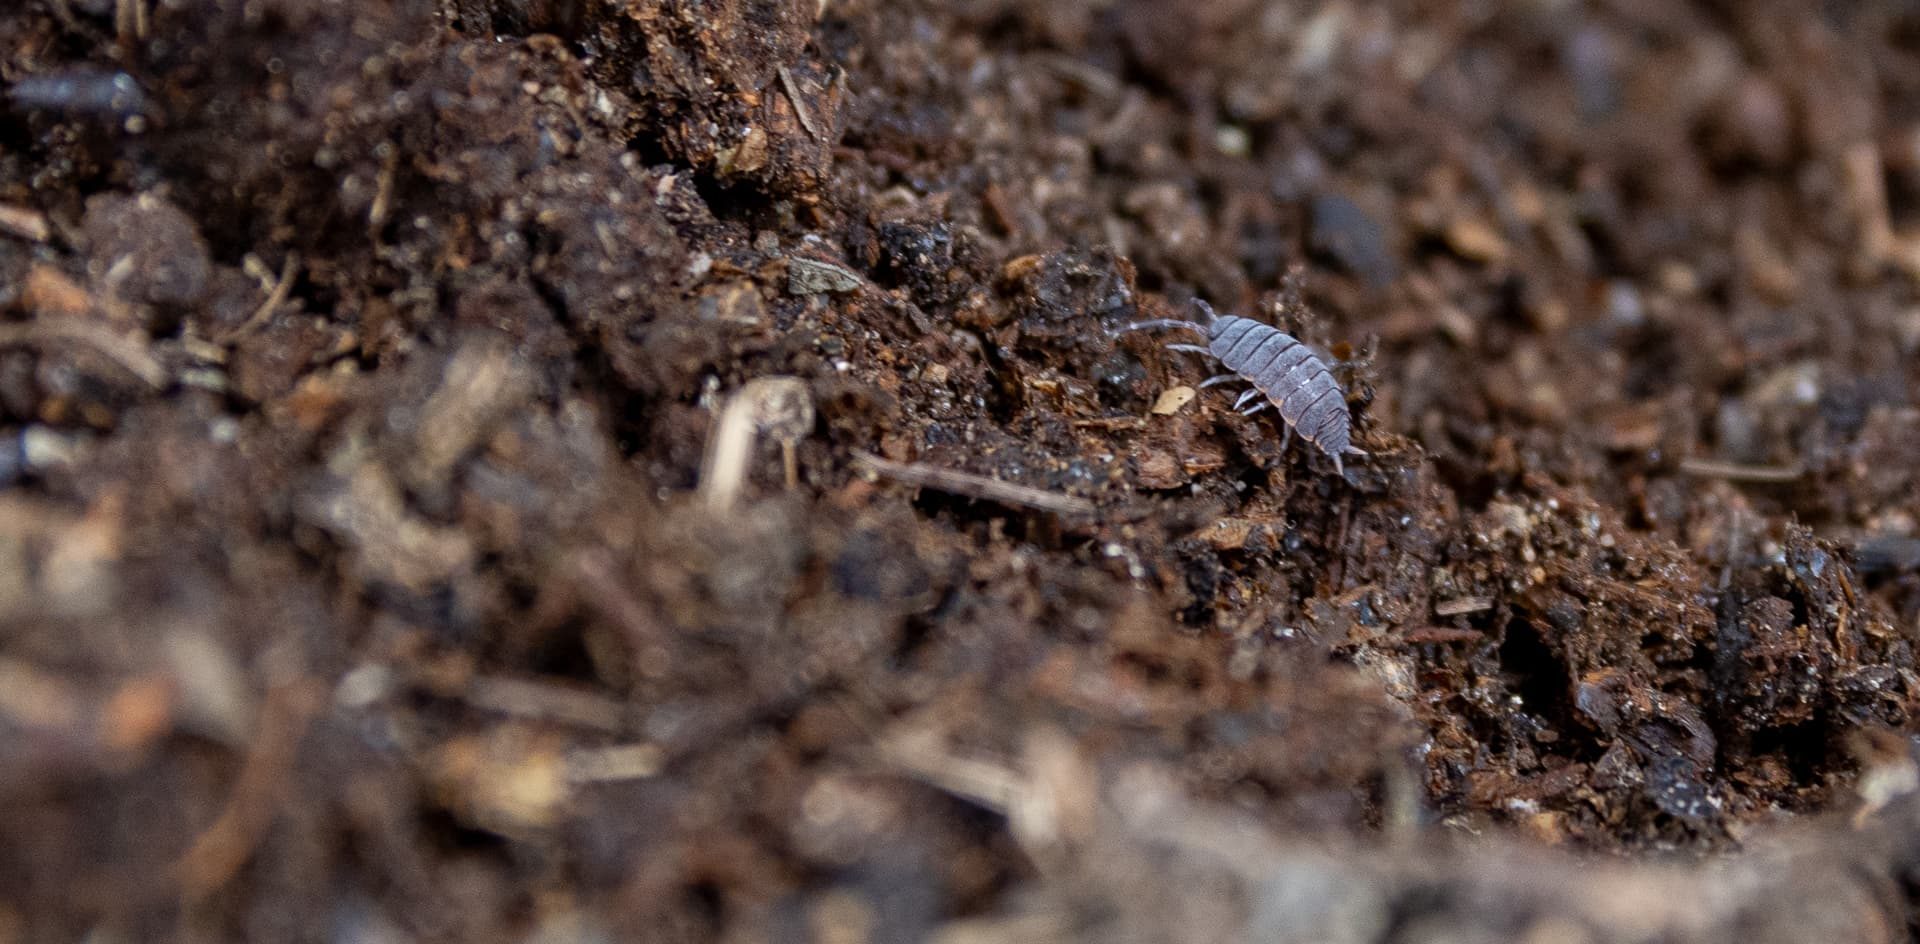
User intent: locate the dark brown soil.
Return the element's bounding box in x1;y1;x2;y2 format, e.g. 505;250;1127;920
4;1;1920;941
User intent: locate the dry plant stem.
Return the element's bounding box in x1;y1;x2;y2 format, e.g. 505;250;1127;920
778;65;825;142
0;320;167;388
1678;457;1805;482
461;674;629;734
852;451;1096;517
172;679;323;901
566;549;673;679
700;376;815;513
703;397;760;513
225;253;300;341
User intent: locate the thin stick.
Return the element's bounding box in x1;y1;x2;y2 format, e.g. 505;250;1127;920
463;674;628;733
1434;596;1494;617
699;377;814;514
173;680;323;900
225;253;299;342
1118;319;1208;333
0;320;167;388
852;451;1096;517
1678;458;1805;483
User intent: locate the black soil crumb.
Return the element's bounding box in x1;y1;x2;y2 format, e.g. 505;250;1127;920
4;1;1920;941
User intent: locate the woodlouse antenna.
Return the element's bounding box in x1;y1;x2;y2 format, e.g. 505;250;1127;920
1118;318;1208;334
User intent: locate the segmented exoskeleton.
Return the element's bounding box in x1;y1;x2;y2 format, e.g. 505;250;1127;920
1124;300;1366;474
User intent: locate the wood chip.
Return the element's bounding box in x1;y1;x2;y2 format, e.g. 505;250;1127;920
0;203;51;243
1434;596;1494;617
1204;517;1261;550
1134;450;1184;490
1445;216;1508;265
22;265;92;316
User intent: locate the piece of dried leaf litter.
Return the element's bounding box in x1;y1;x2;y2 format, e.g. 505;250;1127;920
1150;385;1195;415
787;257;863;295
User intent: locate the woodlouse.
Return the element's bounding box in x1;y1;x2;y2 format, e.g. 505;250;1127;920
1124;300;1366;474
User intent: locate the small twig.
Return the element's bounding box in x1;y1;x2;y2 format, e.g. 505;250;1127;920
1433;596;1493;617
462;675;629;734
699;376;815;514
1070;415;1147;430
852;451;1097;517
115;0;149;42
224;252;299;342
566;743;666;784
173;679;323;901
879;724;1022;816
1678;457;1805;483
369;146;398;231
778;65;826;143
568;549;674;680
0;320;167;388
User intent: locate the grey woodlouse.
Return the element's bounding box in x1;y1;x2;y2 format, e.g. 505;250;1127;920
1124;300;1366;474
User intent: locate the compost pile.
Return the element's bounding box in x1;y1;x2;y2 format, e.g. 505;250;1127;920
5;0;1920;941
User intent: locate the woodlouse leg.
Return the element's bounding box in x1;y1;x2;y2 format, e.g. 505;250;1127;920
1233;389;1260;409
1281;425;1293;450
1240;401;1269;416
1198;374;1239;389
1165;343;1211;355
